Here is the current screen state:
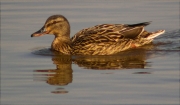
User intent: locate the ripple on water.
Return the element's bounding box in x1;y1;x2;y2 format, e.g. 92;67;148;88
154;29;180;51
31;47;65;56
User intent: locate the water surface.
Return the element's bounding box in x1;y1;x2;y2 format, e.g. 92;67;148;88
1;0;179;104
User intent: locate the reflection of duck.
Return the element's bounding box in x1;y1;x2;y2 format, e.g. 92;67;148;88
33;49;149;87
31;15;165;55
34;55;72;86
33;48;151;95
72;49;149;70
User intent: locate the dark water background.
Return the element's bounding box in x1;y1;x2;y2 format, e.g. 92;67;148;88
1;0;179;104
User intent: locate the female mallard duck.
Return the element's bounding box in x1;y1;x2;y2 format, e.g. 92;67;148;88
31;15;165;55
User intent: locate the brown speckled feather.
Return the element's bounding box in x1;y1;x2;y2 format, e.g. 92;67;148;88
71;24;145;55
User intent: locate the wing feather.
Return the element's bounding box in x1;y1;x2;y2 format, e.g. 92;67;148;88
70;22;149;55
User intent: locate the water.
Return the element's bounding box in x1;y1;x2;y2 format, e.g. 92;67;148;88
1;0;180;104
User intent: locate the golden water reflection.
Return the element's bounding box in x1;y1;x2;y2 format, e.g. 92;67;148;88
34;49;150;77
33;48;153;93
34;55;72;86
73;49;148;70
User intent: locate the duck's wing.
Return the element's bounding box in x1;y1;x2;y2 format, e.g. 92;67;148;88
71;22;151;42
71;24;124;43
121;21;151;39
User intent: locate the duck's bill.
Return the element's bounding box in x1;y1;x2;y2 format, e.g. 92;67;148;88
31;26;49;37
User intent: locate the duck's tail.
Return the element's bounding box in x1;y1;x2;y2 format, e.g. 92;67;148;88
146;30;165;40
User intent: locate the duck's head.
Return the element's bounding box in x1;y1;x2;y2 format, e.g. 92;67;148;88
31;15;70;38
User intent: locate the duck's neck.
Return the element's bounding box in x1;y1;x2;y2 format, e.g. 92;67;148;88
51;36;72;55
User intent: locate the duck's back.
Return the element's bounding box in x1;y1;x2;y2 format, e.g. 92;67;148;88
71;23;148;55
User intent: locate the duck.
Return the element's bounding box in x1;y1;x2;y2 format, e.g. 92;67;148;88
31;14;165;55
